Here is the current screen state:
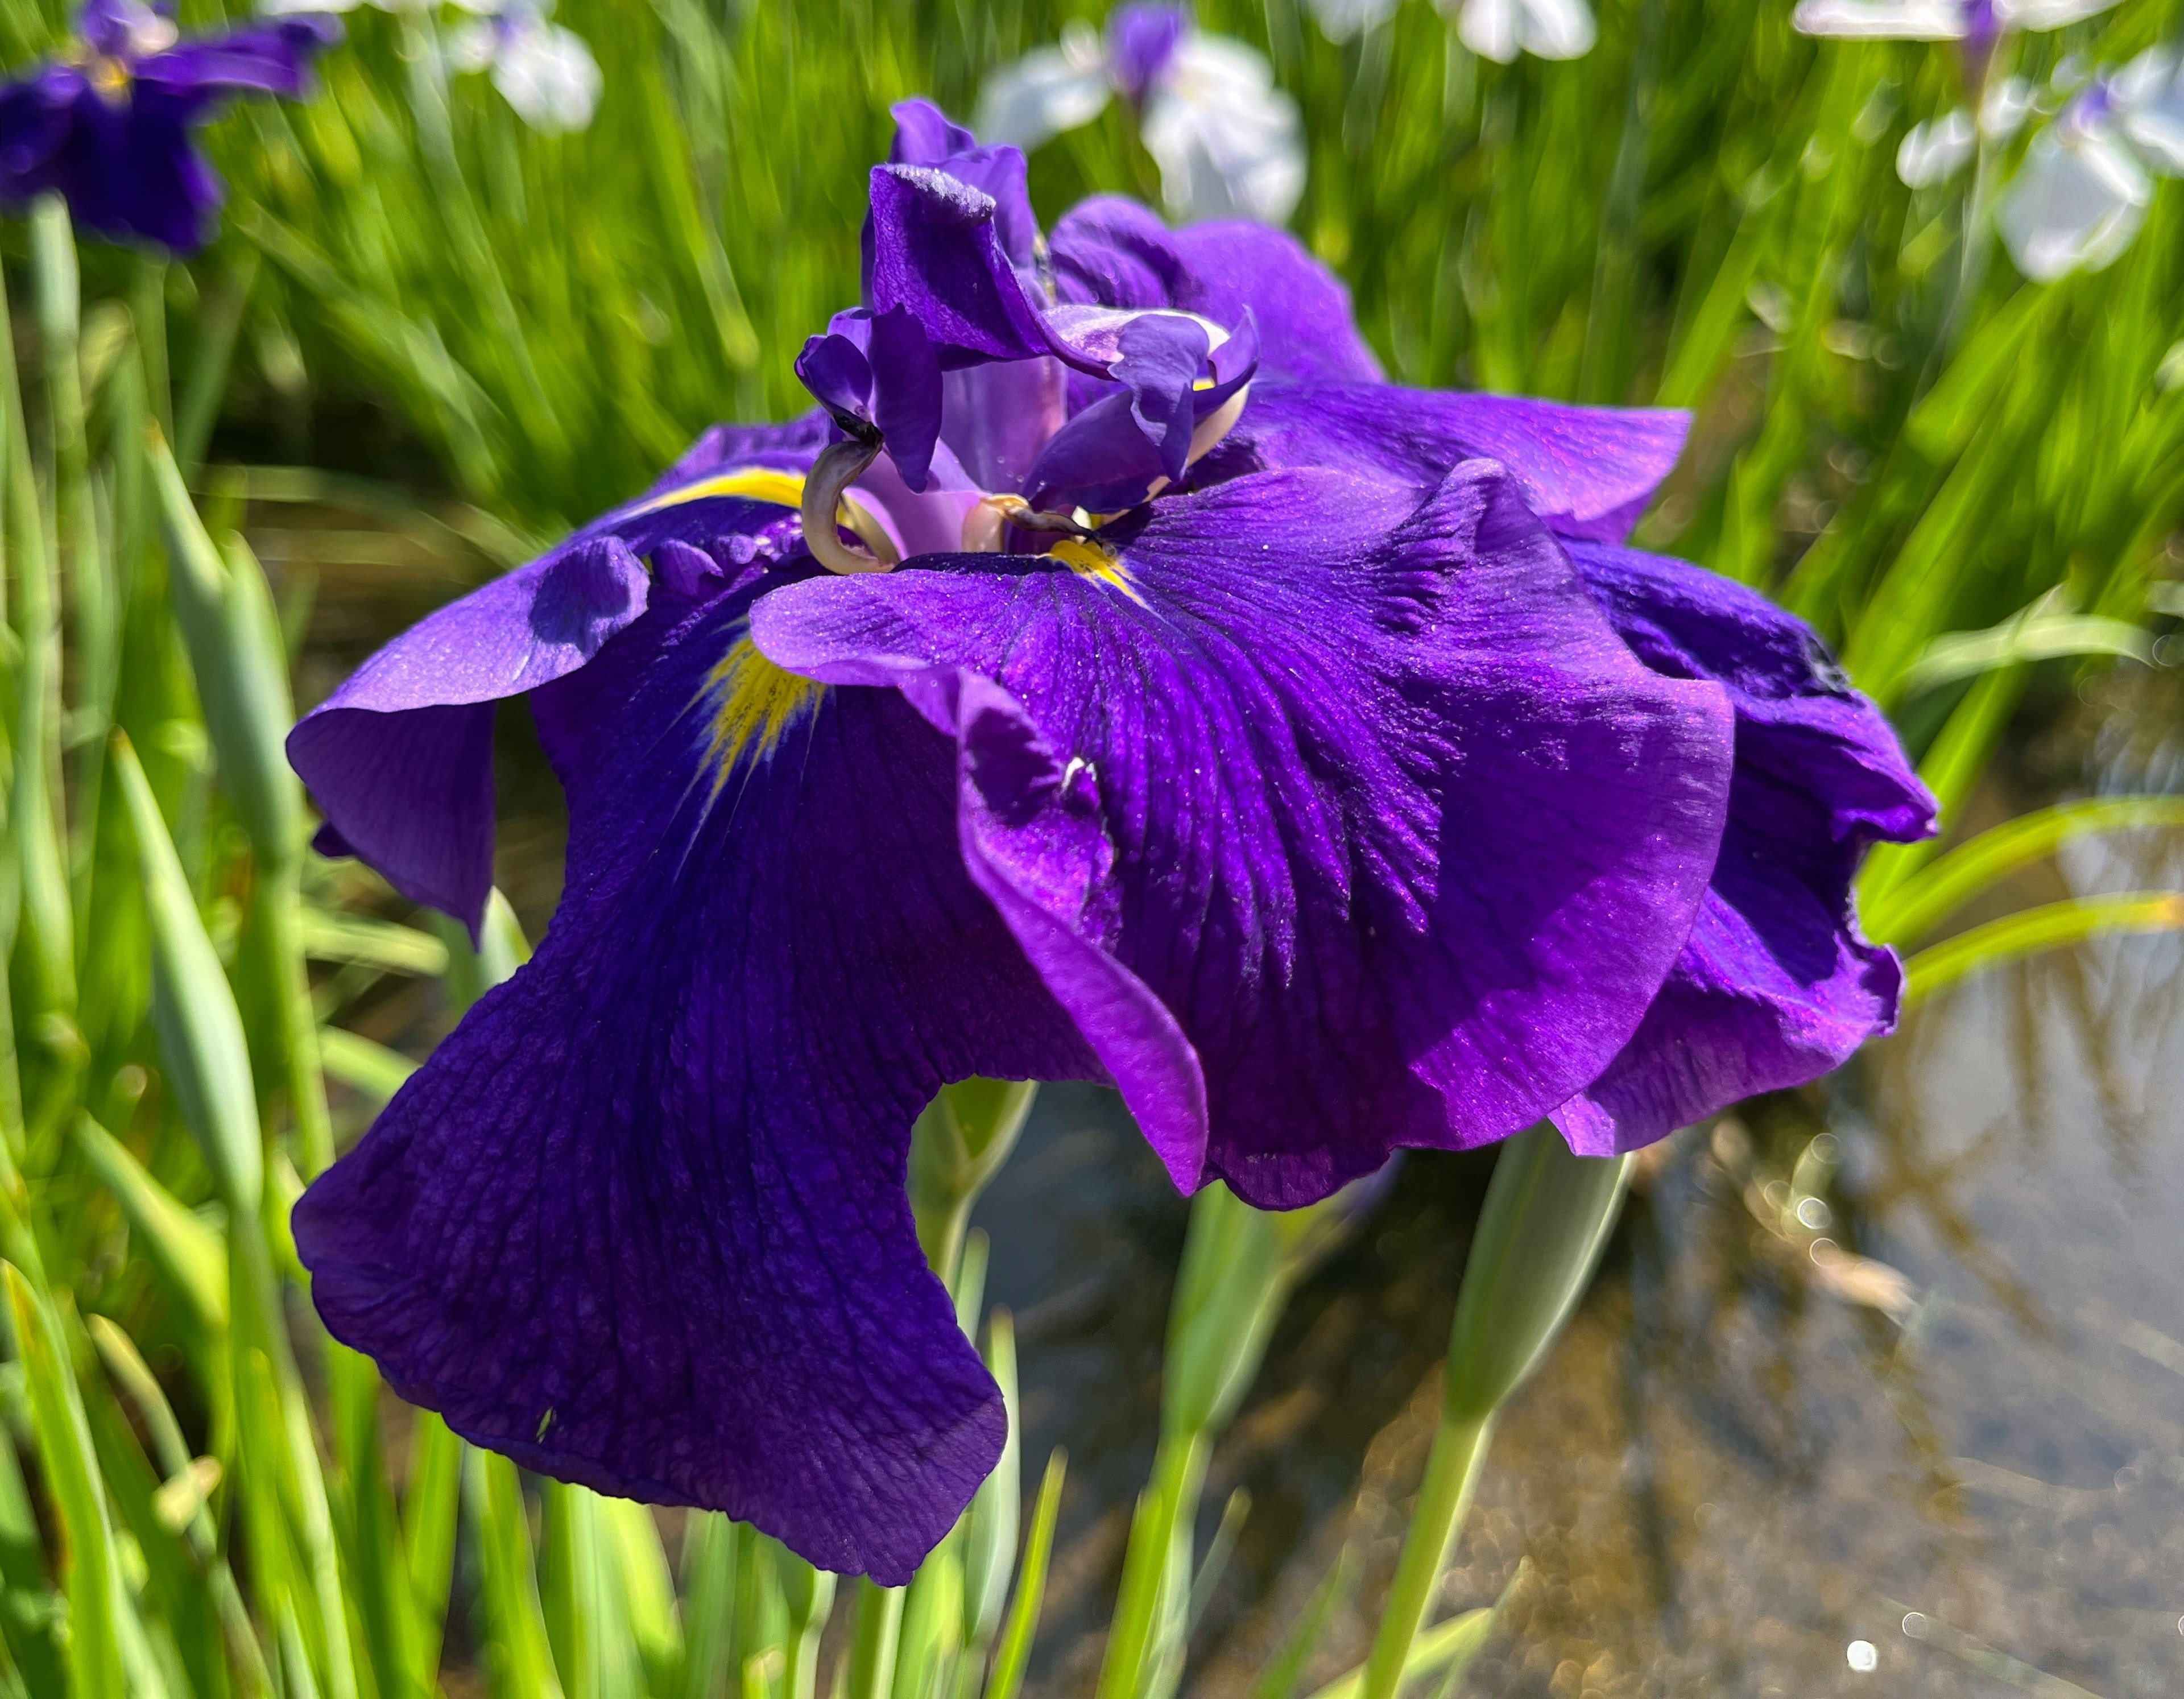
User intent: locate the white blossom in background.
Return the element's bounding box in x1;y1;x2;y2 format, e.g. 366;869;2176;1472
1998;51;2184;279
449;0;600;133
977;6;1304;225
1139;34;1305;222
1894;77;2032;186
1303;0;1594;60
1792;0;2119;43
1306;0;1400;42
1438;0;1596;63
973;21;1114;154
1897;107;1977;184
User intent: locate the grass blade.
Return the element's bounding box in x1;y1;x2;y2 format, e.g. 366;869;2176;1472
3;1263;124;1698
1901;892;2184;1006
983;1449;1065;1699
1867;796;2184;949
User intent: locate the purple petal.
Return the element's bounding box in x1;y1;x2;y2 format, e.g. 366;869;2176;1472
795;330;875;429
0;76;221;252
752;462;1736;1206
863;164;1057;367
868;305;945;490
1552;544;1936;1153
297;588;1102;1584
888;95;978;163
1050;196;1384;386
853;440;985;559
657;412;834;487
1113;312;1211;478
0;14;333;253
1020;388;1174;512
886;97;1038;270
138;17;340;100
1207;382;1690;543
1023;311;1256;511
1106;5;1188;102
288;537;648;931
290;420;932;933
939;356;1068;493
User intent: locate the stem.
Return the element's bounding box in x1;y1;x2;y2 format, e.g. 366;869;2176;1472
1356;1415;1491;1699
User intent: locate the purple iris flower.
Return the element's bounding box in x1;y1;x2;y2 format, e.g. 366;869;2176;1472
286;100;1932;1581
0;0;338;254
1106;3;1188;103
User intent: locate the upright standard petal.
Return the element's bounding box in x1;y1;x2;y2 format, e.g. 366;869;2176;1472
1203;381;1689;543
1551;544;1935;1154
296;583;1102;1584
1050;195;1384;383
754;464;1737;1206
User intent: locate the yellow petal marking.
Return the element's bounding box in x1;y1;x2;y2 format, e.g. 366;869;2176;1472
631;464;897;564
1047;536;1147;606
705;635;824;788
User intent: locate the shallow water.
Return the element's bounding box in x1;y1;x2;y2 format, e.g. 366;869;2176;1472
292;534;2184;1697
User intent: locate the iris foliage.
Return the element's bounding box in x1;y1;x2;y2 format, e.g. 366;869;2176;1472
0;0;2179;1696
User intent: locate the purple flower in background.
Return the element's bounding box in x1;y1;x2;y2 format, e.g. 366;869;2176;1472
0;0;338;253
977;4;1304;224
287;100;1931;1581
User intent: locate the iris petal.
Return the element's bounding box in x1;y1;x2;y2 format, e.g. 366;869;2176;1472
753;463;1736;1205
1213;382;1690;543
290;424;832;933
296;587;1102;1584
1050;195;1383;385
1551;543;1935;1152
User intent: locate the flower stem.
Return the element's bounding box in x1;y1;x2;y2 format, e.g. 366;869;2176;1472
1358;1125;1629;1699
1356;1414;1492;1699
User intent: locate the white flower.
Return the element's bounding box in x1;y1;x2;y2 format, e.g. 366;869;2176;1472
1993;50;2184;279
1438;0;1596;61
1897;108;1977;184
1895;78;2033;187
450;0;600;133
1981;75;2034;141
975;10;1306;225
2109;46;2184;171
1997;112;2149;278
974;22;1112;152
1139;34;1305;223
1306;0;1401;43
1793;0;2117;42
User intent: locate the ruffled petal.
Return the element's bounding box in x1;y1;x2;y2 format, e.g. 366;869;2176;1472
1050;195;1383;385
288;537;647;929
1205;381;1689;543
863;164;1057;367
297;585;1101;1583
886;97;1039;271
752;464;1736;1206
1551;544;1935;1154
289;429;832;932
